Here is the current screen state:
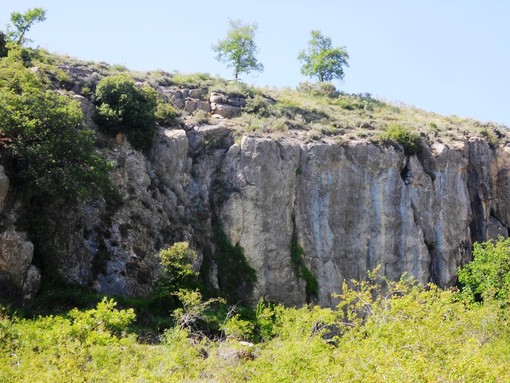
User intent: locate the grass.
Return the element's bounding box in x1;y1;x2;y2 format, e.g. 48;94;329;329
44;51;508;149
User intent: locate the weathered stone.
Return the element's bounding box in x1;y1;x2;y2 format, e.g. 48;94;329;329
185;99;210;114
216;137;510;306
210;92;228;104
164;89;185;109
188;89;202;99
22;265;41;299
227;96;246;108
487;216;508;240
0;231;38;297
211;104;242;118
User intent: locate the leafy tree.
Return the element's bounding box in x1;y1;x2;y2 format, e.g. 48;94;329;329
457;237;510;303
7;7;47;45
213;19;264;80
0;49;112;203
94;74;157;151
298;30;349;83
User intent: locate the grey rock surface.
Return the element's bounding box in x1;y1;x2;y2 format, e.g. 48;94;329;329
1;117;509;306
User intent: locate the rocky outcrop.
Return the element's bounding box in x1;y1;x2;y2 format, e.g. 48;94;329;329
217;136;510;306
2;117;509;306
210;91;246;118
0;231;40;299
0;165;41;299
77;127;510;306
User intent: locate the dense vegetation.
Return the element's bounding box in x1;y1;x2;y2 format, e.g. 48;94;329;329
2;239;510;382
0;46;112;204
94;74;158;151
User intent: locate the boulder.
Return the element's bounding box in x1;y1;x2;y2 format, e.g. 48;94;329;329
185;99;210;114
0;231;40;298
211;103;242;118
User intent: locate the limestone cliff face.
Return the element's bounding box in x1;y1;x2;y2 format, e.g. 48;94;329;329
0;165;41;299
66;126;505;307
219;137;504;306
2;120;509;306
220;136;510;306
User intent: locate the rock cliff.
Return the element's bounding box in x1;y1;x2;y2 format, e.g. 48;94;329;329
6;120;508;306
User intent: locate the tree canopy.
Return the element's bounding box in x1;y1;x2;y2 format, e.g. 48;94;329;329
0;47;111;203
7;7;47;45
298;30;349;83
212;19;264;80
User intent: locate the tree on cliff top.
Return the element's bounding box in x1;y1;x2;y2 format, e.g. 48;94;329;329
298;30;349;83
213;19;264;80
7;7;47;45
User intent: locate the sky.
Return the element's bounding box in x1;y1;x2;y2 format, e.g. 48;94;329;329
2;0;509;126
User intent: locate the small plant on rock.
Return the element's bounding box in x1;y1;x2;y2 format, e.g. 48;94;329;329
379;123;423;156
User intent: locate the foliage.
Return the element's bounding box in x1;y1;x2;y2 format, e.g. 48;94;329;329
94;74;157;151
155;97;180;126
156;242;199;299
297;81;339;98
1;269;510;381
0;48;112;203
290;240;318;301
479;126;501;147
379;123;423;155
170;289;224;333
457;237;510;303
298;30;349;83
0;32;7;58
68;298;135;343
213;19;264;79
6;7;47;45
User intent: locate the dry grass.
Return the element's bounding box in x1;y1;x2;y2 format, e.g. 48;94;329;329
50;53;509;147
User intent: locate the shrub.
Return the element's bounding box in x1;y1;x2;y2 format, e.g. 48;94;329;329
69;298;135;344
379;123;423;155
457;237;510;304
94;74;157;151
290;240;318;302
0;49;112;203
297;81;338;98
155;98;180;126
156;242;199;299
479;127;500;147
243;93;274;117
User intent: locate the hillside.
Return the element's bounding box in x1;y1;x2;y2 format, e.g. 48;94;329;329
60;52;509;146
1;47;510;381
0;48;509;304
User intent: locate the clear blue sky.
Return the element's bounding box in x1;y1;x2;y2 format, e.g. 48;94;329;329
2;0;509;126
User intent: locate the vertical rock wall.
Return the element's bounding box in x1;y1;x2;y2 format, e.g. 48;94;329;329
218;135;510;306
3;124;510;307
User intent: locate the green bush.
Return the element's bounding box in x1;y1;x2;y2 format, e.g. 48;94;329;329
290;240;318;301
156;242;199;302
0;48;111;203
458;237;510;304
94;74;157;151
379;123;423;155
155;98;180;126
